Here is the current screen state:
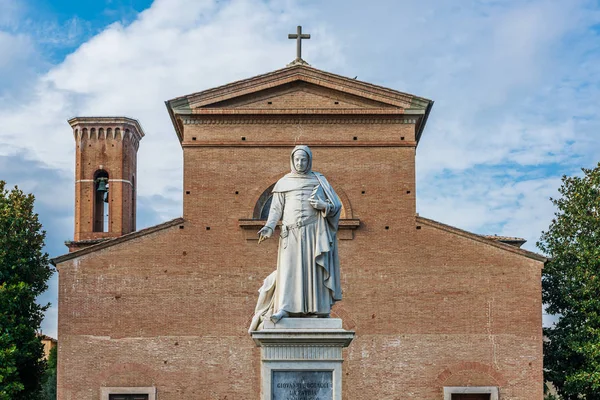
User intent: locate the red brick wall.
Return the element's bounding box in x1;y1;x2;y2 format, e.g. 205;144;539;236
58;88;543;399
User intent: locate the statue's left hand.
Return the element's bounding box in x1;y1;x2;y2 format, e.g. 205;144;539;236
310;198;328;211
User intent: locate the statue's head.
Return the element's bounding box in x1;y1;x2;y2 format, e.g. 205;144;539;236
290;145;312;174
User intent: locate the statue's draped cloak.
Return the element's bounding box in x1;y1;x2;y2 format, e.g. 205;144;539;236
249;146;342;332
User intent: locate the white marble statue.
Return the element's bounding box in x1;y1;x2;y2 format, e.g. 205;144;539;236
249;145;342;332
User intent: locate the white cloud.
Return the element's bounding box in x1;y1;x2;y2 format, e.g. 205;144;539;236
33;16;90;47
0;31;32;68
0;0;21;28
417;170;563;252
0;31;37;96
1;0;600;333
0;0;344;208
414;1;599;173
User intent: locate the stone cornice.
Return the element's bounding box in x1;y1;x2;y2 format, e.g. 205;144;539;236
52;217;185;266
238;218;360;240
416;216;547;263
68;116;145;149
183;141;416;148
165;64;434;144
169;64;431;110
185;109;425;115
181;116;418;125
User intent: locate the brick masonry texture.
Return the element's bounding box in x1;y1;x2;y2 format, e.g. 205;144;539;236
55;65;544;399
69;117;143;243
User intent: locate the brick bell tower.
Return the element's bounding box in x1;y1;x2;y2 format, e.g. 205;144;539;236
67;117;144;251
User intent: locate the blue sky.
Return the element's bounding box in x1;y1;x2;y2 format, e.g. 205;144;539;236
1;0;599;337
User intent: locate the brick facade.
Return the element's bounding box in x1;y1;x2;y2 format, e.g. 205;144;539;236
53;64;545;399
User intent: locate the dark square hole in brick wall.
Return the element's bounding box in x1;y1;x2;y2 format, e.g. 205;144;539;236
192;137;197;141
241;137;246;141
109;393;148;400
186;191;190;195
451;394;491;400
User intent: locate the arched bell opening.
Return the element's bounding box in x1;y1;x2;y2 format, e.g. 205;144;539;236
93;170;109;233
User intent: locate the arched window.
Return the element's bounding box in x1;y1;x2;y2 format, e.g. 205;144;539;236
243;181;357;241
253;183;276;219
252;181;348;220
93;170;109;232
260;197;272;219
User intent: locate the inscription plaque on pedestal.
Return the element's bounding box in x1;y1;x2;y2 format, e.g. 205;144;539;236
252;318;353;400
272;371;333;400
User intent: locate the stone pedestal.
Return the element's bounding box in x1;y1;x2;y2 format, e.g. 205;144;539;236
251;318;354;400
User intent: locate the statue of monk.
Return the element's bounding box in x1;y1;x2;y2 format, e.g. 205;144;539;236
249;145;342;332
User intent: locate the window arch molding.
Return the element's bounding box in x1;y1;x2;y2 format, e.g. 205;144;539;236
251;177;353;220
239;174;359;240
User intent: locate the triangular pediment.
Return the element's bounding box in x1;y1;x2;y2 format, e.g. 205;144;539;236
201;81;398;110
166;64;433;142
168;64;432;113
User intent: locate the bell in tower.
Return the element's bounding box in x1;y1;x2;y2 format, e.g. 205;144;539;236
67;117;144;251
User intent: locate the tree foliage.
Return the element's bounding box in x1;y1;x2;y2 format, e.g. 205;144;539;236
539;163;600;399
0;181;52;400
40;346;57;400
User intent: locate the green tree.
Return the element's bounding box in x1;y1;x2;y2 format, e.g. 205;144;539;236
0;181;52;400
539;162;600;399
40;346;57;400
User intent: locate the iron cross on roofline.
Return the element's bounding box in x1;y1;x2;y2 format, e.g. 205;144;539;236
288;25;310;62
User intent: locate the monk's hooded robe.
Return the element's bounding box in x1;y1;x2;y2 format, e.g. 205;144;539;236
249;145;342;332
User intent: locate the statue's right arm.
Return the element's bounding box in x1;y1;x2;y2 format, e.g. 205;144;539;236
265;192;284;231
